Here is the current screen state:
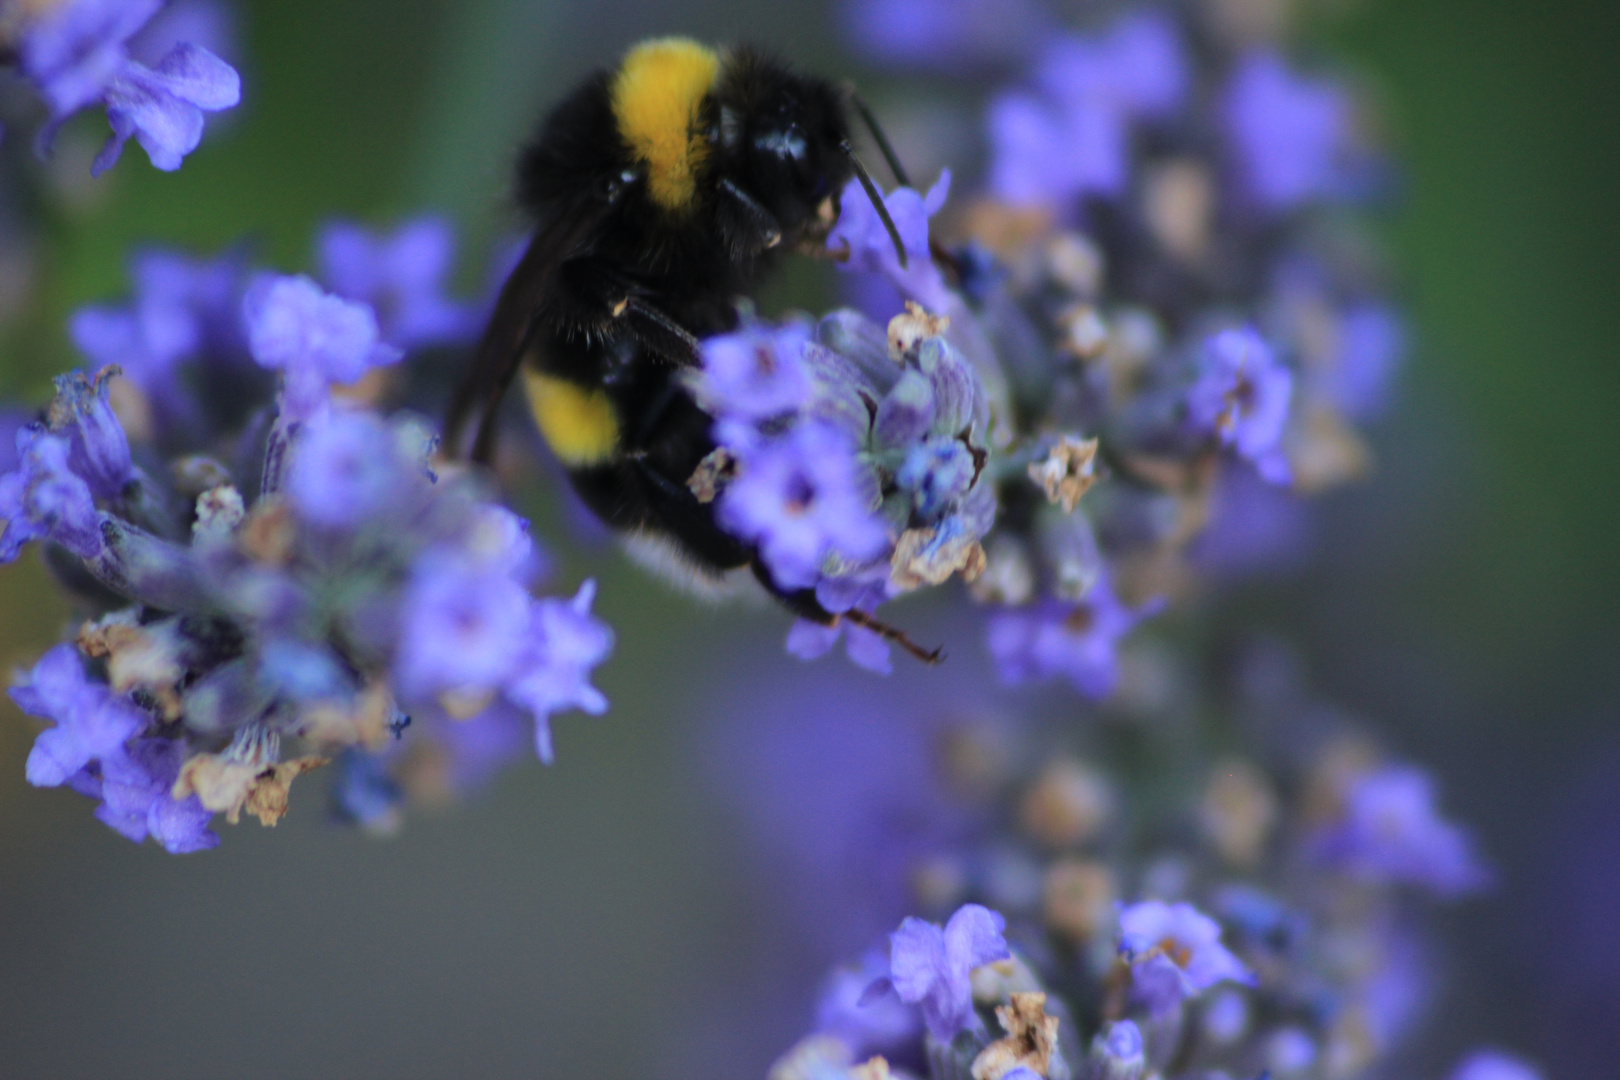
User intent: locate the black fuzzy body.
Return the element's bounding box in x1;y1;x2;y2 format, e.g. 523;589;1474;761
448;43;855;611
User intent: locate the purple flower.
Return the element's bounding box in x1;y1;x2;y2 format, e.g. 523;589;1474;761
316;217;479;351
128;0;238;68
985;579;1150;699
786;616;893;676
505;581;614;764
1224;51;1352;211
7;0;240;174
828;171;952;312
10;644;144;787
92;40;241;175
93;737;218;852
718;420;887;591
47;368;133;500
244;274;402;422
285;409;411;530
1322;304;1405;422
11;0;161;119
865;903;1010;1043
840;0;1052;70
1117;899;1254;1014
1312;765;1490;897
0;428;104;562
1190;461;1312;577
695;322;813;420
814;951;923;1060
988;12;1187;207
395;550;533;703
1448;1050;1543;1080
69;247;251;437
1035;12;1187;120
329;748;403;833
1187;327;1293;485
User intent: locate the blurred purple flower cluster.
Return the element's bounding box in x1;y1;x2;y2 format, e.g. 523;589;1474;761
1;220;611;849
695;3;1533;1079
749;638;1499;1080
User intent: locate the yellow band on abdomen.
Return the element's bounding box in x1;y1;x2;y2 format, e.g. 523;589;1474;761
523;370;619;466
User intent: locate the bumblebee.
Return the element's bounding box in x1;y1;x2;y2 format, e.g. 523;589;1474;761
446;37;940;661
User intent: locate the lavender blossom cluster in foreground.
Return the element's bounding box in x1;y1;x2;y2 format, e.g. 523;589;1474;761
1;224;611;849
0;0;240;174
685;2;1401;682
0;3;1543;1077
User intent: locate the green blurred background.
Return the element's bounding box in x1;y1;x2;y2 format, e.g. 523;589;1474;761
1;1;1616;1076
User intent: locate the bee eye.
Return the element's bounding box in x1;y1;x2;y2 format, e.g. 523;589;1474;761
754;124;807;162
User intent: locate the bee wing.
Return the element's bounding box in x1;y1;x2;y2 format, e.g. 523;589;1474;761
444;199;609;464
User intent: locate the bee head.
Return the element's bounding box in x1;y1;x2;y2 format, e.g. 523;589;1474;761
716;54;853;235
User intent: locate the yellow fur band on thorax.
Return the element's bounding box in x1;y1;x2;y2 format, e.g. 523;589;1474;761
610;38;719;213
523;370;619;466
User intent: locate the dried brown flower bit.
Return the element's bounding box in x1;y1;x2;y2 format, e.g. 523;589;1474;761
1043;858;1116;942
1020;758;1113;848
76;611;186;720
890;524;987;591
1201;757;1279;868
237;496;297;565
1028;436;1099;514
298;681;397;751
173;752;327;827
970;992;1061;1080
687;445;738;504
888;300;951;362
849;1057;894;1080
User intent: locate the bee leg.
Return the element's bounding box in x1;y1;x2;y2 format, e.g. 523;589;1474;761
716;178;784;258
623;298;703;366
550;258;703;366
747;561;945;666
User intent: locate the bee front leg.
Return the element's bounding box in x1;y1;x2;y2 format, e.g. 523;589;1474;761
716;178;784;259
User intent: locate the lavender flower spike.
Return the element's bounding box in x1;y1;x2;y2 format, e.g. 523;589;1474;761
864;903;1011;1043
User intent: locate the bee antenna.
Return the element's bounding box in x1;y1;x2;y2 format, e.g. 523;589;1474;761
847;90;913;189
841;608;945;666
841;141;909;270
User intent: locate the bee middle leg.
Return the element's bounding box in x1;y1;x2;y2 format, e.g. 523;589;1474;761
550;258;703;366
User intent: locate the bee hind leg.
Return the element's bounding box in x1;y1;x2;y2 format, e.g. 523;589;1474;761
747;561;945;666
